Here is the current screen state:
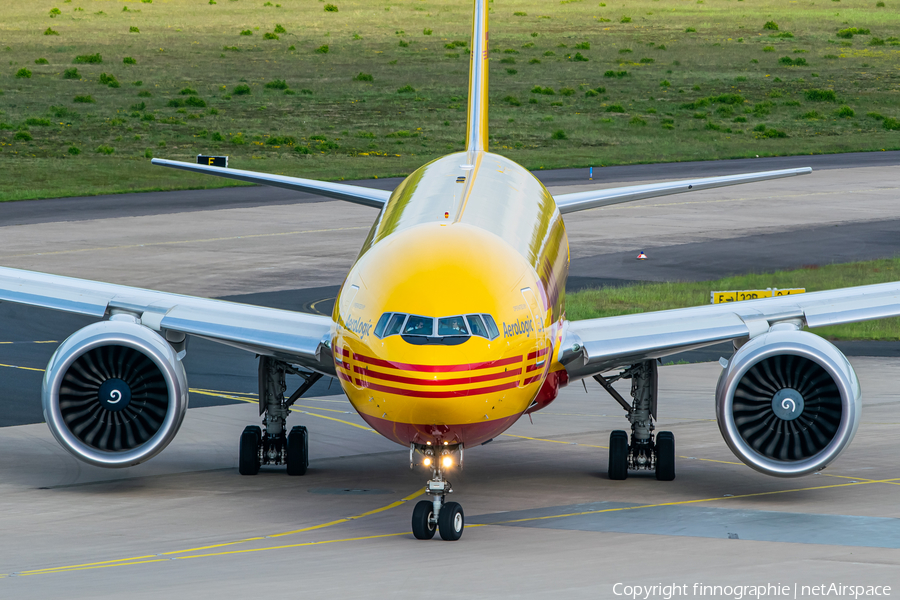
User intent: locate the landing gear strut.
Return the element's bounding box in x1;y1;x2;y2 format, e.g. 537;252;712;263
596;360;675;481
410;443;465;541
238;356;322;476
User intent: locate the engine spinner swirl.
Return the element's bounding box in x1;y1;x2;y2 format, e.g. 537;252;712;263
716;328;861;477
43;320;189;468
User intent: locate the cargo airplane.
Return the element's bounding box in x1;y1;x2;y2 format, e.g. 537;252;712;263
1;0;896;541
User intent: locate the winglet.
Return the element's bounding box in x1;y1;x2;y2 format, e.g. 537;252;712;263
465;0;489;154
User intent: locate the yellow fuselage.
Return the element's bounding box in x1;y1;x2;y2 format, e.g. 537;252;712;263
332;151;569;447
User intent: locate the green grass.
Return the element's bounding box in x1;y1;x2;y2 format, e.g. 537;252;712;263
567;259;900;340
1;0;899;201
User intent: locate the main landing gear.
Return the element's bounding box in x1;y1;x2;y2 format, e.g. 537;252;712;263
239;356;322;476
410;443;465;541
595;360;676;481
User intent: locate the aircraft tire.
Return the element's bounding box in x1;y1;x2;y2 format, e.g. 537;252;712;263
239;425;261;476
412;500;437;540
286;426;309;476
608;430;629;480
438;502;464;541
655;431;676;481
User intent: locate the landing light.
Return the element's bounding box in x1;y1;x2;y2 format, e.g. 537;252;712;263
423;457;432;467
442;456;453;468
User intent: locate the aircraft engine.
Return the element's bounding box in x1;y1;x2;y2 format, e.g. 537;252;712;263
715;328;860;477
42;319;189;468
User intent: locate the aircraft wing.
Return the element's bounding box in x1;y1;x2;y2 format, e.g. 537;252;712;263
560;281;900;380
553;167;811;214
151;158;390;209
0;266;336;376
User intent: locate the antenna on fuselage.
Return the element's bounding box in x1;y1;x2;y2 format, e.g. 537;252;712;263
465;0;489;156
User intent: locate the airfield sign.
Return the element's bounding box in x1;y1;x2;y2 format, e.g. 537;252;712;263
711;288;806;304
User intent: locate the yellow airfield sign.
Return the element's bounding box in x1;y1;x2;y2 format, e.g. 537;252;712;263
710;288;806;304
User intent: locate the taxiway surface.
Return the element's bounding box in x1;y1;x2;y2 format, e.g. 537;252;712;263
1;154;899;596
0;359;897;597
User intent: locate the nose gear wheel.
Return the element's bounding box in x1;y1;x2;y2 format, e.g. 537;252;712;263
438;502;464;541
411;501;437;540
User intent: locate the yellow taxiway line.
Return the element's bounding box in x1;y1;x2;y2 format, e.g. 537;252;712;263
189;388;377;433
8;476;899;579
0;363;46;372
485;478;900;527
8;488;425;577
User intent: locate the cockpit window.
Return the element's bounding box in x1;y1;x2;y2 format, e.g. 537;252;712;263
374;313;392;338
374;312;500;342
482;314;500;339
403;315;434;336
384;313;406;337
465;314;488;338
438;316;468;336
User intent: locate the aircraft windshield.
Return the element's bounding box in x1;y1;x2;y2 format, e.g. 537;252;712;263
404;315;434;336
438;316;468;336
373;312;500;343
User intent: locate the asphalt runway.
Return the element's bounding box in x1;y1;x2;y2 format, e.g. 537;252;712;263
1;153;899;596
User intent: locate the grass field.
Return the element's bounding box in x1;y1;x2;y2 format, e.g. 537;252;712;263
1;0;899;201
567;258;900;340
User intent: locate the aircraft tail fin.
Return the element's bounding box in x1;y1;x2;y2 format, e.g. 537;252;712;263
465;0;489;153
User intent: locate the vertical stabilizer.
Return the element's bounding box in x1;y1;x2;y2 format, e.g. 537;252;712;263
465;0;489;153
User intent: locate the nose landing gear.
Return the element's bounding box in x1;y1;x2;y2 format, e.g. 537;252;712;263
410;443;465;541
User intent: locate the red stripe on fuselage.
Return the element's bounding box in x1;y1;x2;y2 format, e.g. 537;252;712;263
352;353;522;373
353;366;521;387
527;347;549;360
357;379;519;398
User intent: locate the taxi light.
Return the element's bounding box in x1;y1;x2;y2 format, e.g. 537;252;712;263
442;456;453;468
423;457;432;467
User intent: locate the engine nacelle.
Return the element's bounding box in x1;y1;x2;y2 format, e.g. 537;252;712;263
42;319;189;468
716;328;860;477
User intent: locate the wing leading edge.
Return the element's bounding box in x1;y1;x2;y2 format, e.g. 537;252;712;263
553;167;811;214
561;281;900;380
151;158;390;209
0;267;336;376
